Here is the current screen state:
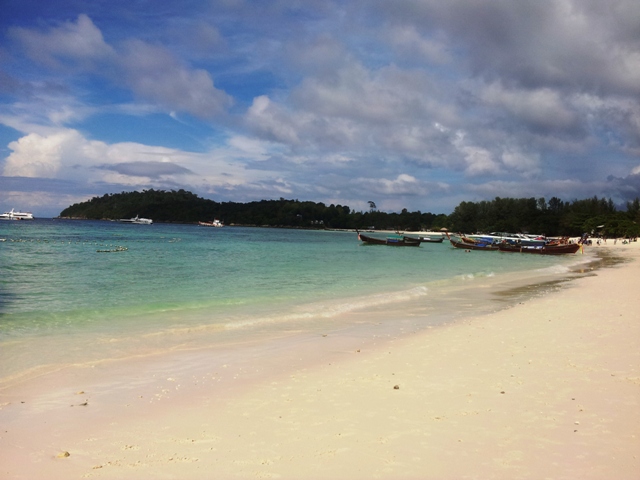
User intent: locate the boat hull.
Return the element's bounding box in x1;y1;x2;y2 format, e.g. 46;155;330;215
358;233;422;247
119;215;153;224
498;243;581;255
449;238;499;251
0;209;34;220
419;236;444;243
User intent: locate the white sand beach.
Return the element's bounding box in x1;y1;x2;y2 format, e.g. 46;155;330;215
1;241;638;479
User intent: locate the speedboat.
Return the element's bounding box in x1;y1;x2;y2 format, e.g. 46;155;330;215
0;209;35;220
418;235;445;243
119;215;153;224
198;219;224;227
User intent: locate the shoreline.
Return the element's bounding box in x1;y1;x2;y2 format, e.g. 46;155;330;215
1;242;638;479
0;245;592;392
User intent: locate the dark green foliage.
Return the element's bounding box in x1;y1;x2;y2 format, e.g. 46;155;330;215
59;190;640;237
60;191;358;229
446;195;640;237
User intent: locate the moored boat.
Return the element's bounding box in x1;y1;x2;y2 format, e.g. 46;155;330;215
444;231;500;250
119;215;153;224
498;242;581;255
0;209;35;220
449;237;500;251
467;232;546;247
357;231;422;247
419;235;445;243
198;219;224;227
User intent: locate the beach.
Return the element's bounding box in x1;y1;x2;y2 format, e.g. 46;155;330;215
1;241;639;479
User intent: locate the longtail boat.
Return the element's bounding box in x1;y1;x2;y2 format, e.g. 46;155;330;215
497;242;581;255
357;231;422;247
419;236;445;243
449;237;500;251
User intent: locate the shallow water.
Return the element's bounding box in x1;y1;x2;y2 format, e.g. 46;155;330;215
0;219;592;386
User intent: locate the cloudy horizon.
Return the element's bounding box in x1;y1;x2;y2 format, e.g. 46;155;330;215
1;0;639;217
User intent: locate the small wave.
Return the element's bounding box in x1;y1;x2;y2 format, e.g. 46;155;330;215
534;264;571;275
455;270;496;281
224;286;430;330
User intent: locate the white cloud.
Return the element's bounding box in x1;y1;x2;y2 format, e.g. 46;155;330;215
3;1;640;213
501;150;541;177
119;40;233;118
451;131;499;176
9;14;115;69
227;135;279;159
3;131;81;177
9;15;232;119
354;173;445;196
480;83;578;133
246;95;303;145
387;25;451;65
1;127;290;198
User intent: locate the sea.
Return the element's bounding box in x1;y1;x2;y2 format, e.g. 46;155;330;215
0;219;594;389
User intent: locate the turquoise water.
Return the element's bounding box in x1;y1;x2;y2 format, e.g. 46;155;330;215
0;219;588;383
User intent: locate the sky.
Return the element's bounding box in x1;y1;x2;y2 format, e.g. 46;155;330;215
1;0;639;217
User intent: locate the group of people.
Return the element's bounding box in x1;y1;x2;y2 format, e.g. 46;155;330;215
579;233;638;245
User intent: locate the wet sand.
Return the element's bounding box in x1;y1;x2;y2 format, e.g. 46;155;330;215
1;241;638;479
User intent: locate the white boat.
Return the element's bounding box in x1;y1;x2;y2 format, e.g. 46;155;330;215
0;208;35;220
119;215;153;224
198;219;223;227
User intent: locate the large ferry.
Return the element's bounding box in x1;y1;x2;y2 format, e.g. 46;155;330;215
0;209;35;220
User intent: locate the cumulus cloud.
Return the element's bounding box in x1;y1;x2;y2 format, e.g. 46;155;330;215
2;129;198;185
606;171;640;203
480;83;580;135
3;131;82;177
246;96;303;146
1;127;290;203
246;62;462;168
9;15;232;119
353;173;448;197
8;14;115;69
387;25;451;65
2;1;640;215
377;0;640;96
119;40;232;118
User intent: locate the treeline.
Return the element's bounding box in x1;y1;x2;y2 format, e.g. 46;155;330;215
59;190;356;227
448;196;640;238
59;189;640;237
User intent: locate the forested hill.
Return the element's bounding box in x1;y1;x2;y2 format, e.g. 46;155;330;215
59;189;366;229
59;189;640;237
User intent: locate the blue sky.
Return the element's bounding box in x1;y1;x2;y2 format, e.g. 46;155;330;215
1;0;639;217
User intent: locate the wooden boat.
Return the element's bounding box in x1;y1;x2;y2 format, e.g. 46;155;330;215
466;232;546;247
419;236;445;243
357;231;422;247
498;242;581;255
449;238;499;251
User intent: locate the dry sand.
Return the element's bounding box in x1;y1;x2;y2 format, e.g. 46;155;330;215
1;241;639;479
